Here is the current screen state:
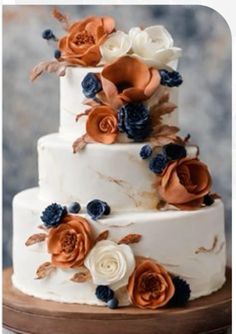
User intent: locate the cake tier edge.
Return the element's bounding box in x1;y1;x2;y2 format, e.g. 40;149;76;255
12;188;226;306
38;133;197;211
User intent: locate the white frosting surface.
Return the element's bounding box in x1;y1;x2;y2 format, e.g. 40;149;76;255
38;133;158;210
38;133;198;211
59;67;179;139
12;188;226;305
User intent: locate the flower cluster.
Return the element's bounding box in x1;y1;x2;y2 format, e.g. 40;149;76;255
73;52;184;150
41;11;181;68
140;142;214;210
26;202;191;310
31;11;182;79
31;11;183;148
101;25;182;68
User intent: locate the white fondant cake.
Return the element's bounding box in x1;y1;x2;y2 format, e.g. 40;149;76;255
12;14;227;310
12;188;225;305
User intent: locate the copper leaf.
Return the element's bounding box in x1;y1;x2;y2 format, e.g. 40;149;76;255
118;234;142;245
30;61;68;82
70;269;91;283
25;233;47;246
95;230;109;243
35;262;55;279
52;8;70;31
72;134;93;153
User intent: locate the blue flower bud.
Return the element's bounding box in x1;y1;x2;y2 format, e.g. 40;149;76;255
149;154;168;174
42;29;56;41
140;145;153;159
107;297;119;309
54;49;61;59
68;202;81;214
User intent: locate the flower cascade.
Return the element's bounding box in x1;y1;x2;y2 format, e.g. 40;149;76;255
25;200;191;310
29;10;183;151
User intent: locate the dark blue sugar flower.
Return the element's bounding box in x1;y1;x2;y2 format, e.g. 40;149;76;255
160;69;183;87
81;73;102;98
169;277;191;307
162;143;187;161
95;285;114;303
203;194;215;206
140;145;153;159
42;29;57;41
41;203;67;228
87;199;110;220
118;103;151;142
149;154;168;174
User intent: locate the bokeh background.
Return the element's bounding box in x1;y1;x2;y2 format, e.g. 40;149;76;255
3;5;231;267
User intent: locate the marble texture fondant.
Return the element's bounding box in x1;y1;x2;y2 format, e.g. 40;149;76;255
12;188;226;305
38;133;198;210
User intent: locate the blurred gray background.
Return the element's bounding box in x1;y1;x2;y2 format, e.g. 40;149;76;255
3;5;231;267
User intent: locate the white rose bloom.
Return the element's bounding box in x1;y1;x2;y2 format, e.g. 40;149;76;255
100;31;132;63
84;240;135;290
129;25;182;68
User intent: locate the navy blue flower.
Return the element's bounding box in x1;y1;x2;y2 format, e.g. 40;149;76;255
95;285;114;303
160;69;183;87
149;154;168;174
140;145;153;159
68;202;81;214
118;103;151;142
87;199;110;220
41;203;67;228
42;29;57;41
81;73;102;99
162;143;187;161
169;277;191;307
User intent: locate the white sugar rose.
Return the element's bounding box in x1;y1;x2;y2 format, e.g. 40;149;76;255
129;25;182;68
84;240;135;290
100;31;132;63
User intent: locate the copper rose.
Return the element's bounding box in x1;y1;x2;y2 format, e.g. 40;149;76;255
58;16;115;66
100;56;160;108
157;157;212;210
86;105;118;144
128;258;174;309
47;215;93;268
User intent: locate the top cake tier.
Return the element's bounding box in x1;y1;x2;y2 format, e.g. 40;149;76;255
59;67;179;139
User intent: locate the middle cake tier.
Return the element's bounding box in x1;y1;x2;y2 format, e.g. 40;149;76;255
38;133;159;210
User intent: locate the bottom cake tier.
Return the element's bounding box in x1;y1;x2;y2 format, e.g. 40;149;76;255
12;188;226;307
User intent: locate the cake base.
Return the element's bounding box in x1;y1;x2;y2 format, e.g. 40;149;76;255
3;268;231;334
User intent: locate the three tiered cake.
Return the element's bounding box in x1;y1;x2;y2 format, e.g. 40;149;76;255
12;11;226;310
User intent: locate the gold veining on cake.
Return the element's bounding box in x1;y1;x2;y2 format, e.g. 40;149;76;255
195;235;218;254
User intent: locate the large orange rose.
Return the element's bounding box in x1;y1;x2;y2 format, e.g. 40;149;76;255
47;215;93;268
86;105;118;144
58;16;115;66
157;157;212;210
128;258;174;309
100;56;160;109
